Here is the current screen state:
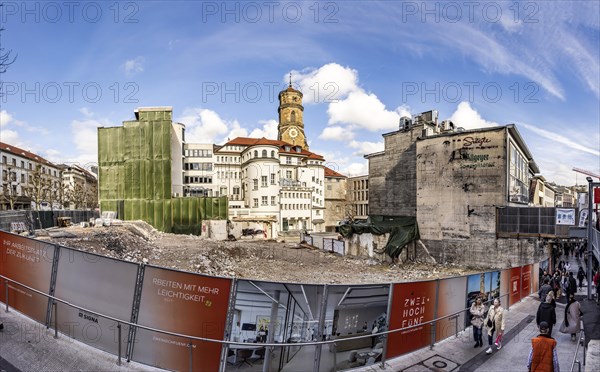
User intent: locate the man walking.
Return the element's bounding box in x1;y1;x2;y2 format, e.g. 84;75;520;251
527;321;559;371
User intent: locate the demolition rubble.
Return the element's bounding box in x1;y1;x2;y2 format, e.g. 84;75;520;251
36;221;481;284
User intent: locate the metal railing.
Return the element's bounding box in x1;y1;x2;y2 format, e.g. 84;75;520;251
570;328;586;372
2;273;514;372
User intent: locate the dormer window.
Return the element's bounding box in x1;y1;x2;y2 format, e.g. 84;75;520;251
295;146;301;153
285;146;291;151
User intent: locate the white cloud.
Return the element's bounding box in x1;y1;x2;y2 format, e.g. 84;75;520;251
328;90;400;131
177;108;231;144
290;63;360;104
0;129;20;145
178;108;278;144
518;122;600;157
122;56;145;77
449;102;499;130
349;140;384;157
79;107;94;118
248;119;278;139
0;110;14;127
319;126;353;141
344;162;369;177
70;116;112;165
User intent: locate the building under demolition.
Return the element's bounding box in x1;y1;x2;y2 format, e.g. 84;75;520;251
364;110;546;267
97;107;227;234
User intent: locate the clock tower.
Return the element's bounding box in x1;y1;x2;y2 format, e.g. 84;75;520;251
278;76;308;150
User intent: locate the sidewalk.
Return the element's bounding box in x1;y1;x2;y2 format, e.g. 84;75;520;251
354;295;582;372
355;252;594;372
0;307;160;372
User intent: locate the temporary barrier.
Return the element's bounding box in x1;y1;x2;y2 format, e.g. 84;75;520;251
0;230;550;371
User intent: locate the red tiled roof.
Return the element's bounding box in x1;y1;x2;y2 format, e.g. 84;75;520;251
0;141;56;167
221;137;324;160
324;166;346;178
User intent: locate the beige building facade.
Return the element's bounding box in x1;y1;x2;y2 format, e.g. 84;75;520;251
366;111;545;266
324;167;347;232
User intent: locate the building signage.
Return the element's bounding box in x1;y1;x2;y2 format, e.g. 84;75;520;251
556;208;575;225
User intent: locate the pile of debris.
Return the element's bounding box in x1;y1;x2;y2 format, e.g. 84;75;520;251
37;221;483;284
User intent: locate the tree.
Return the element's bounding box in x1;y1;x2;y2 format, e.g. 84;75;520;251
0;5;17;95
1;166;20;210
24;164;51;210
84;182;98;209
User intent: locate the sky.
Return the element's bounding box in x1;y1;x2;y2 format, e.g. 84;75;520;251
0;0;598;185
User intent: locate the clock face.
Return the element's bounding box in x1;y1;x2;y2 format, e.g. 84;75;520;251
289;128;298;138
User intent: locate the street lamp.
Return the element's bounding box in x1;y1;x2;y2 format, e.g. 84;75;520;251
586;177;596;300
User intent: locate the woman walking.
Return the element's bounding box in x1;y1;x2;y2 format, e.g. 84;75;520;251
470;297;485;347
485;298;506;354
560;294;581;341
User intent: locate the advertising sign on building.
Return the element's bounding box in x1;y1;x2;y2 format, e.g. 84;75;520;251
556;208;576;225
0;232;55;323
387;281;437;357
131;266;232;372
579;210;588;227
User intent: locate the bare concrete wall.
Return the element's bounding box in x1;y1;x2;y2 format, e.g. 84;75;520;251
369;127;422;217
346;233;388;260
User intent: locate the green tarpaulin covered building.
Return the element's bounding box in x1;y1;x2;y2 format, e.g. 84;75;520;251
97;107;227;234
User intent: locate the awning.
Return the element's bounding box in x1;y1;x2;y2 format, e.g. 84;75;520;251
312;219;325;224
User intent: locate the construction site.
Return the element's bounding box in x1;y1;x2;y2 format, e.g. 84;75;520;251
35;221;479;284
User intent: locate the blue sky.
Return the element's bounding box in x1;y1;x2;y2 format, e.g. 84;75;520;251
0;1;598;185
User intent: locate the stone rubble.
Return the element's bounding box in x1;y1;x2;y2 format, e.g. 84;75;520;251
38;221;486;284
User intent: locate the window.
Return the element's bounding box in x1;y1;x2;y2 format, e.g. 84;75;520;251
261;196;268;206
233;186;240;195
271;196;276;205
21;174;25;183
271;151;275;158
286;170;292;179
254;150;258;157
270;173;275;185
253;179;258;190
286;156;291;164
261;176;267;187
253;198;259;208
1;156;6;164
20;161;24;168
262;150;267;158
291;110;296;122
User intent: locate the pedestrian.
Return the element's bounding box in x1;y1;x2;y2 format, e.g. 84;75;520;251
527;321;559;372
565;261;571;272
536;294;556;335
546;291;556;309
559;294;581;342
577;267;586;290
470;296;485;348
485;298;505;355
552;273;561;299
567;272;577;298
539;279;552;303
